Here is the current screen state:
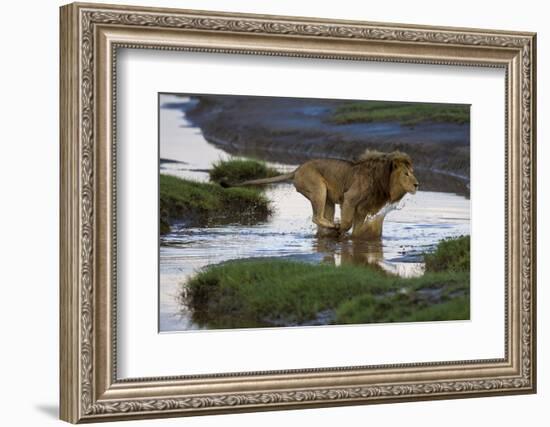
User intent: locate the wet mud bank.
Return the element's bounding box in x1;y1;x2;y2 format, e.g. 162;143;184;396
185;95;470;196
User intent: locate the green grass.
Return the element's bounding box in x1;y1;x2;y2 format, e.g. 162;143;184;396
329;101;470;126
209;159;280;185
160;174;271;233
424;235;470;273
183;258;469;329
336;293;469;324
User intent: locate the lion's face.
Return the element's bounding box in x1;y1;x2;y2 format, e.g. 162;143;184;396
390;162;419;201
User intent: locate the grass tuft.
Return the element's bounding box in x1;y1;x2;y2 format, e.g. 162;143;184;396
424;235;470;273
160;174;271;233
330;101;470;126
209;158;280;185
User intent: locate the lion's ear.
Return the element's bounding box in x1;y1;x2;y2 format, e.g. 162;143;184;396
390;158;400;172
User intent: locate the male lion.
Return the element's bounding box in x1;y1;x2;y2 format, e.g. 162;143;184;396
234;150;419;237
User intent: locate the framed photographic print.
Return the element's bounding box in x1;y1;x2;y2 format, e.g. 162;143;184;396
59;2;537;423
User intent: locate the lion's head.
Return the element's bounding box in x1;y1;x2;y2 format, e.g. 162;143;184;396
354;149;419;206
388;152;419;201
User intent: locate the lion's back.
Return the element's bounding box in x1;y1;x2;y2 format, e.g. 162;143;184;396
298;159;351;180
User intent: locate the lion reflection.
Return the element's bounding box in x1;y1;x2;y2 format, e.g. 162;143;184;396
314;238;425;278
315;238;385;271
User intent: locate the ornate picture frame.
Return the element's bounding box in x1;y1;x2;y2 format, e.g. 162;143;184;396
60;2;536;423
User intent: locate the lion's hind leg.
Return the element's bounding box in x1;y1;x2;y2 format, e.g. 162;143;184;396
317;200;339;237
295;176;338;229
309;185;338;229
293;166;338;229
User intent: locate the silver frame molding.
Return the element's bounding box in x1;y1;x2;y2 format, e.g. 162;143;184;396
60;2;536;423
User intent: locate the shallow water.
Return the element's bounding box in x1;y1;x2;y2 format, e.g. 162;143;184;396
158;95;470;332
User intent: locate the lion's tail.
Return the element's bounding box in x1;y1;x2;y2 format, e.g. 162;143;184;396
221;171;295;188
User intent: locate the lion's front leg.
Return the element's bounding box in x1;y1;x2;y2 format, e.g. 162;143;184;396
351;207;368;238
353;213;386;240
